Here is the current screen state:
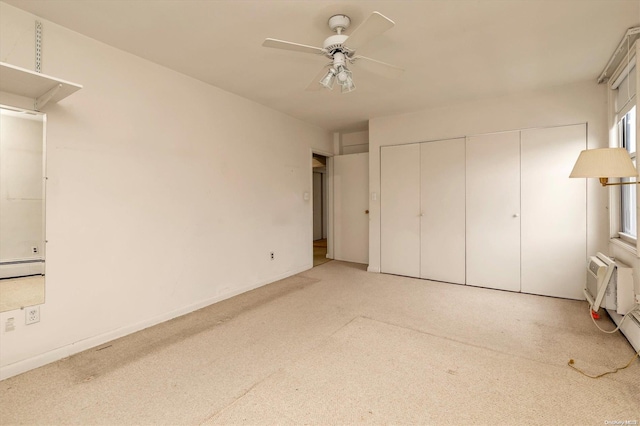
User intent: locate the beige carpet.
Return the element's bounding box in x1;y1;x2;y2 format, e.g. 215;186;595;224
0;275;45;312
1;261;638;425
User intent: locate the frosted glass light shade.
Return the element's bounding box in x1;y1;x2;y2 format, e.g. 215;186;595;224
319;69;336;90
338;68;356;93
569;148;638;178
341;78;356;93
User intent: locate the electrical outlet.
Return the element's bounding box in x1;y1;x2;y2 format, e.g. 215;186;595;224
31;246;39;254
270;251;275;260
25;306;40;325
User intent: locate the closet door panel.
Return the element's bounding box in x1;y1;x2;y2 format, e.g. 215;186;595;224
521;124;586;299
466;132;521;292
420;139;466;284
381;144;421;277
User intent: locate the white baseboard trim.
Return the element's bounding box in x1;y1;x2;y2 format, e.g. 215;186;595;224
0;265;310;381
367;265;380;273
333;256;368;265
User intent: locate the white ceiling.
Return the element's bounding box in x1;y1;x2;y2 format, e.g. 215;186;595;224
5;0;639;132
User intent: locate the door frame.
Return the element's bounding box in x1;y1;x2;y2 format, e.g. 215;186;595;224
311;149;334;262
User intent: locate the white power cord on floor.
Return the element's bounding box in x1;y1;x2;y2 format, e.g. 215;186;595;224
590;303;640;334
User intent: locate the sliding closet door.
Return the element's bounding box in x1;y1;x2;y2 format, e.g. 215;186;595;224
521;124;586;299
381;144;420;277
420;139;466;284
466;131;521;292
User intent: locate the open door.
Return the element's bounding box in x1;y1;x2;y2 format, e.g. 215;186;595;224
312;154;330;267
334;152;369;264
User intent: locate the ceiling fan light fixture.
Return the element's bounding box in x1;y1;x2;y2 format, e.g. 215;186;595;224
319;68;336;90
263;11;402;94
337;66;355;93
337;69;348;83
340;77;356;93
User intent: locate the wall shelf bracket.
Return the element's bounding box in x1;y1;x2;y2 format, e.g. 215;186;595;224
35;83;61;110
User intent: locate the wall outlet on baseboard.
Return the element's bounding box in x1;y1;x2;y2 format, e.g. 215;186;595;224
31;246;39;254
270;251;274;260
25;306;40;325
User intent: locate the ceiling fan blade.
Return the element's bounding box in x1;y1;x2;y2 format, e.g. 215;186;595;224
305;64;333;91
343;12;395;51
352;56;404;79
262;38;326;55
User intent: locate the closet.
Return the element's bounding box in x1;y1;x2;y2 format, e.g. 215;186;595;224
380;124;586;299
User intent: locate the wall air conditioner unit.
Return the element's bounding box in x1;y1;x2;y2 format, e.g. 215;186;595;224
585;253;635;315
604;258;635;315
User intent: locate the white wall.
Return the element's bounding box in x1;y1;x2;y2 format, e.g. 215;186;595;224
341;130;369;154
368;80;609;273
0;112;44;264
0;2;332;379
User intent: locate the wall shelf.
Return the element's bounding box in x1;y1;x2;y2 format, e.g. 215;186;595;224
0;61;82;110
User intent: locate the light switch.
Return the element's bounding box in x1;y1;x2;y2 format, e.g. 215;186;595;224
303;192;310;201
371;192;377;201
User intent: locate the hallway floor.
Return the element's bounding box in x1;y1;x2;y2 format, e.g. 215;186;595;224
313;239;330;267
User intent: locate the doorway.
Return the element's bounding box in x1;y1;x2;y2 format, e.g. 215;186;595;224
313;154;331;267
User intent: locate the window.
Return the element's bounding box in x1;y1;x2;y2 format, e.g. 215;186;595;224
619;106;637;242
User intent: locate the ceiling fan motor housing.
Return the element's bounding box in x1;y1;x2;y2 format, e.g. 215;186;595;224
323;34;350;55
325;15;352;57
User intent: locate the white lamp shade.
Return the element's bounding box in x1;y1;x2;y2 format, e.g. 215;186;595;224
569;148;638;178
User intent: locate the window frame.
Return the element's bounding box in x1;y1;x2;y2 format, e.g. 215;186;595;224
618;105;637;244
609;41;639;255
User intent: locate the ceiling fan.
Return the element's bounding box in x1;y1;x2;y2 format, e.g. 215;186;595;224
262;12;404;93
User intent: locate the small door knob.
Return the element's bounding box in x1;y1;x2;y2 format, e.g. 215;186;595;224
365;210;369;214
513;213;519;218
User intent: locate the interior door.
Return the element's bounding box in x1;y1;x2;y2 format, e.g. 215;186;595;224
521;124;586;299
381;144;421;277
420;138;466;284
333;152;369;264
466;131;521;291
